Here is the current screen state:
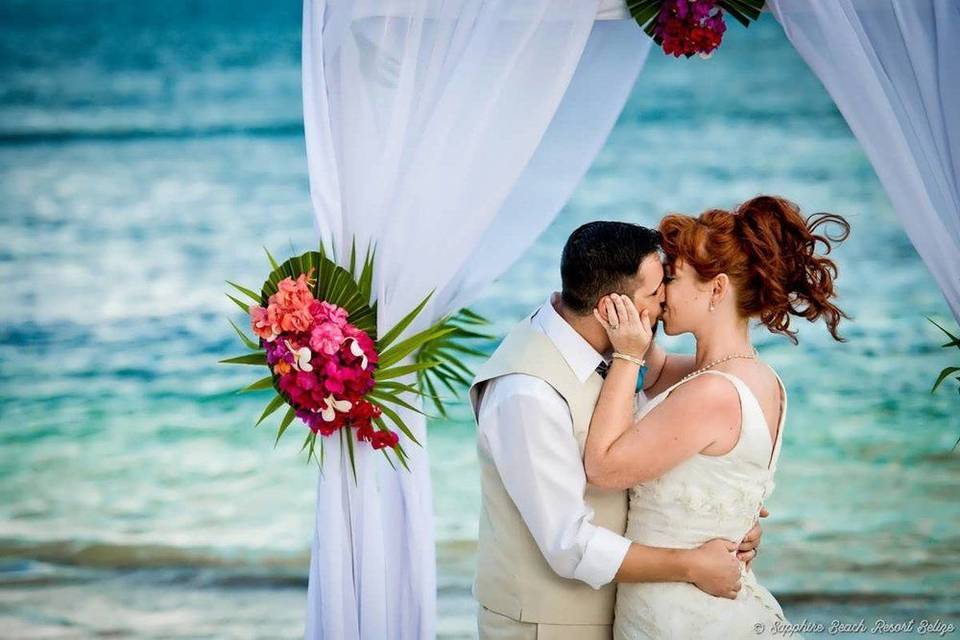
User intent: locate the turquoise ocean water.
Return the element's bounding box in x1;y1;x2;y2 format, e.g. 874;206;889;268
1;2;957;638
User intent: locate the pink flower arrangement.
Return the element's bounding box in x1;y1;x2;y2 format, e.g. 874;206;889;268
249;268;396;449
654;0;727;58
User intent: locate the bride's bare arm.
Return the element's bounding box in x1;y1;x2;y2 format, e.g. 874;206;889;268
583;293;739;490
584;366;738;489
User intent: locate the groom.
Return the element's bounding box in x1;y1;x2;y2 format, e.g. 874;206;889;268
468;221;765;639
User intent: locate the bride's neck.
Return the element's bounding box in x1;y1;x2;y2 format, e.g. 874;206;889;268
693;316;753;368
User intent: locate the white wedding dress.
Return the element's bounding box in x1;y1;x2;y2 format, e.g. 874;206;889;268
614;368;796;640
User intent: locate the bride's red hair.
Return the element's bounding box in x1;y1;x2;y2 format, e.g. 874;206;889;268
658;195;851;344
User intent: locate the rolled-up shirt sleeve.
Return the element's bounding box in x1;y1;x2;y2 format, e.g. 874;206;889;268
477;374;632;589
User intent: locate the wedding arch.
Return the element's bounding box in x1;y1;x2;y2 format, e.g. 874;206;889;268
298;1;959;638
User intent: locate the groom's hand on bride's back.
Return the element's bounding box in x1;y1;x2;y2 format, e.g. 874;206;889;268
688;538;742;599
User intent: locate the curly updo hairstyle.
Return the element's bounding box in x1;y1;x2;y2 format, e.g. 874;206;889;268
658;195;851;344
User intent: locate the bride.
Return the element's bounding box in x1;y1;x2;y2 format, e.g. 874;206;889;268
584;195;850;639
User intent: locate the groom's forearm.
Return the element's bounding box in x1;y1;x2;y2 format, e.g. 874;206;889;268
613;543;692;583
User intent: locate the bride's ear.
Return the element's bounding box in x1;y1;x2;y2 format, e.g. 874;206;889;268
711;273;730;307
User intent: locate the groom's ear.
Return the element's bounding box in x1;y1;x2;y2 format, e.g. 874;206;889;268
595;295;610;322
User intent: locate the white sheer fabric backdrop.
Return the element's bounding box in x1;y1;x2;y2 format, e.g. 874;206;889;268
770;0;960;321
300;1;649;638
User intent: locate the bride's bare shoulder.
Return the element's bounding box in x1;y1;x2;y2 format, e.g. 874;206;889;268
660;372;741;417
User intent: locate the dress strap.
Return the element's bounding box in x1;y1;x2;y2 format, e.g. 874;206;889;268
765;367;788;472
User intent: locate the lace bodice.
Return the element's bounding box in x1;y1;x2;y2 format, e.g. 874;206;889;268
614;368;796;639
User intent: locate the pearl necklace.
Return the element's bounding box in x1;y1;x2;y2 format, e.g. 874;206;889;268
677;352;758;385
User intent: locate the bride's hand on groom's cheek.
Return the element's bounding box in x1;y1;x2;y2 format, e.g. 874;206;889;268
593;293;652;359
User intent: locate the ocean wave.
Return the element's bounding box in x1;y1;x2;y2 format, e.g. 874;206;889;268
0;121;304;146
0;538;956;608
0;538;308;572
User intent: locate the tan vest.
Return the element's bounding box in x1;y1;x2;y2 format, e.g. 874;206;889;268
468;315;629;625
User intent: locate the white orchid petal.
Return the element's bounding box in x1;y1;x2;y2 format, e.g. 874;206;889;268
320;406;335;422
346;338;369;369
321;394;352;416
296;347;313;372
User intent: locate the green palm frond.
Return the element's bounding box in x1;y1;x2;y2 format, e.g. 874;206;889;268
226;293;253;314
275;407;297;446
377;291;435;352
926;317;960;450
220;352;267;366
416;308;493;418
228;318;260;350
719;0;764;28
237;375;275;393
226;280;261;304
256;394;286;427
628;0;661;35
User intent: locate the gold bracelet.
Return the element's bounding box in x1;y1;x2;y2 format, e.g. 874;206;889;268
612;352;646;367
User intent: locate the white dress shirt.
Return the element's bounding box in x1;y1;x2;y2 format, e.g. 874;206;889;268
476;295;636;590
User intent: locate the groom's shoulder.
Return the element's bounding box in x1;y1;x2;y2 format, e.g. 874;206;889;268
480;372;562;413
486;372;558;401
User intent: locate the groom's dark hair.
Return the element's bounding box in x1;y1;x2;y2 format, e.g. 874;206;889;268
560;221;662;315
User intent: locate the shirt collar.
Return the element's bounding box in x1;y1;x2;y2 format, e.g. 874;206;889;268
532;293;608;383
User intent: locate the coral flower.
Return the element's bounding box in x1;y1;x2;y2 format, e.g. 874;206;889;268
278;307;313;334
272;270;316;311
250;305;280;342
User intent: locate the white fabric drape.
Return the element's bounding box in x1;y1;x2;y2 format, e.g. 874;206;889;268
300;1;649;638
769;0;960;321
